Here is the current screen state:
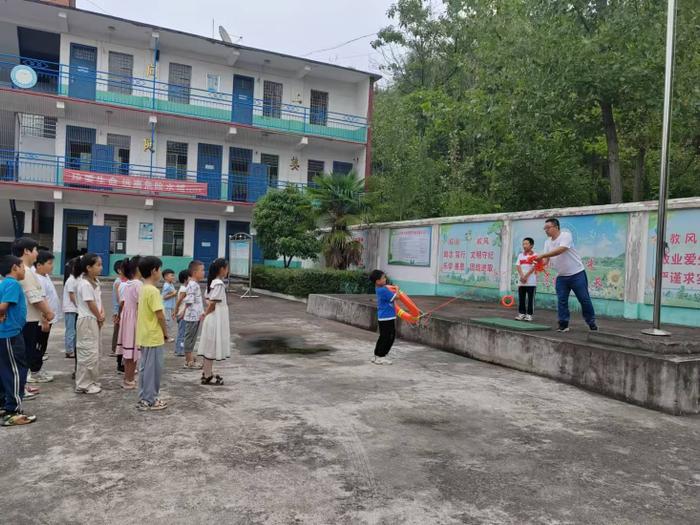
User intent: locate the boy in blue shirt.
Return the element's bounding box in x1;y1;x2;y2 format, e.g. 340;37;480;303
0;255;36;426
161;269;177;343
369;269;397;365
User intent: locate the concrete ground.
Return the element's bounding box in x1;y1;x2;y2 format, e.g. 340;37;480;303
2;286;700;525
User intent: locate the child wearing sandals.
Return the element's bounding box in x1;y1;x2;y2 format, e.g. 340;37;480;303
182;260;205;370
135;256;168;411
116;256;142;388
0;255;36;426
74;254;105;395
197;258;231;385
174;270;188;357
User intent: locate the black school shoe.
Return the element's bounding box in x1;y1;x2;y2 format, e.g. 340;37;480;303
557;323;570;332
589;323;599;331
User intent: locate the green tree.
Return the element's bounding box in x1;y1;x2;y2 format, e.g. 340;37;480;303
252;186;320;268
369;0;700;217
308;172;365;270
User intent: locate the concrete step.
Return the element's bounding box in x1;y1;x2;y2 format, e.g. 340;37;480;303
588;331;700;355
307;293;700;415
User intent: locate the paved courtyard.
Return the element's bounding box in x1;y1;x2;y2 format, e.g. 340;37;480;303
1;287;700;524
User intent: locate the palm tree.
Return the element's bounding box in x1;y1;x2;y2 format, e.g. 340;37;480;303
308;171;365;270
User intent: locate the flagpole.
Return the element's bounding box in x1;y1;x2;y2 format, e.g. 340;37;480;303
642;0;677;336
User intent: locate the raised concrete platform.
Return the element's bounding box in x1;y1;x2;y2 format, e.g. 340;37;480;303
307;294;700;415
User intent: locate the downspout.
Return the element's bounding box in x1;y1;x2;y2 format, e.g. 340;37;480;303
149;33;159;177
363;78;375;191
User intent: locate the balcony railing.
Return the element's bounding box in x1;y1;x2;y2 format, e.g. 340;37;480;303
0;54;368;143
0;149;306;203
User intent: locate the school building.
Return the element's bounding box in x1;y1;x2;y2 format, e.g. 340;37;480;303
0;0;379;274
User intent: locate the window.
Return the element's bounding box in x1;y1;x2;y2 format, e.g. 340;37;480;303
107;134;130;175
166;141;188;180
333;161;353;175
168;63;192;103
229;147;253;201
108;51;133;94
310;90;329;126
260;153;279;187
162;218;185;256
263;80;283;118
19;114;56;139
104;214;127;254
206;73;220;93
307;159;324;185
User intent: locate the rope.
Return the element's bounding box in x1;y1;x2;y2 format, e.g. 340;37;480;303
416;290;474;326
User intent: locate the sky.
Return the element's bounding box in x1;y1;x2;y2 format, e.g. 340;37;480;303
76;0;395;76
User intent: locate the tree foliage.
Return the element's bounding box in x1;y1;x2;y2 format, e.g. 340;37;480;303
308;172;366;270
252;186;320;268
370;0;700;220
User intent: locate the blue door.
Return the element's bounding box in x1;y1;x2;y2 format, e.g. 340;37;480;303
69;43;97;100
197;143;222;199
333;161;354;175
194;219;219;269
92;144;115;174
87;225;111;276
232;75;254;125
248;162;268;203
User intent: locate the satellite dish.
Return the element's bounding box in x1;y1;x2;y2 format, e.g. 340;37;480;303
219;25;232;43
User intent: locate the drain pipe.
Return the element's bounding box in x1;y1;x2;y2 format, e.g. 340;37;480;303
149;32;160;178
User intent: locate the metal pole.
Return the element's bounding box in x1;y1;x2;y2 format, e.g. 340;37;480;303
642;0;677;337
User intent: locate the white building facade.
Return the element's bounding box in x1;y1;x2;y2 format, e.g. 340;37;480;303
0;0;378;274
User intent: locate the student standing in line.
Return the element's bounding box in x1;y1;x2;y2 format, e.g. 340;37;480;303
197;259;230;385
182;260;205;370
63;257;79;360
135;256;168;411
174;270;189;357
33;251;62;368
110;259;126;360
515;237;538;322
11;238;54;393
116;257;142;388
161;269;177;344
369;269;396;365
0;255;35;426
74;254;105;395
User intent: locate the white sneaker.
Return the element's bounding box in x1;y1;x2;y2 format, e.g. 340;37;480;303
32;371;54;383
524;315;533;322
85;384;102;395
376;357;393;365
515;314;526;321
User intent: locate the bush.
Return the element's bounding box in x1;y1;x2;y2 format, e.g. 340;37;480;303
252;266;374;297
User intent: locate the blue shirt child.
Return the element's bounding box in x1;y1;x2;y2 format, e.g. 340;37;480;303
0;277;27;338
376;285;397;321
162;281;176;310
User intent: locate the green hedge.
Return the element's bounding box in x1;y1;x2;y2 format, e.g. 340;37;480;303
252;266;374;297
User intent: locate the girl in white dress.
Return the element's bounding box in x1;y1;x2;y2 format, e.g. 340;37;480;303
197;258;230;385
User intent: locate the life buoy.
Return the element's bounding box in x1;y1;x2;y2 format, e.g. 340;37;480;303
387;285;421;324
500;295;515;308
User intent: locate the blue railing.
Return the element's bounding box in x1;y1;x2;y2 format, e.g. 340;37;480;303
0;53;368;143
0;149;307;203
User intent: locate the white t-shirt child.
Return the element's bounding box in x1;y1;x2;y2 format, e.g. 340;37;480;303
516;252;538;287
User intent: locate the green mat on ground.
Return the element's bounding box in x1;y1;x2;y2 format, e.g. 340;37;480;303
470;317;551;331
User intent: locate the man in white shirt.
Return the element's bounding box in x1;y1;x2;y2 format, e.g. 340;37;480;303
536;218;597;332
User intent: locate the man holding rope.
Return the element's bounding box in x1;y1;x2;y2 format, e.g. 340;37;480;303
535;218;598;333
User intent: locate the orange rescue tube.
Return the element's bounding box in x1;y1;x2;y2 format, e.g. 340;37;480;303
387;285;421;324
